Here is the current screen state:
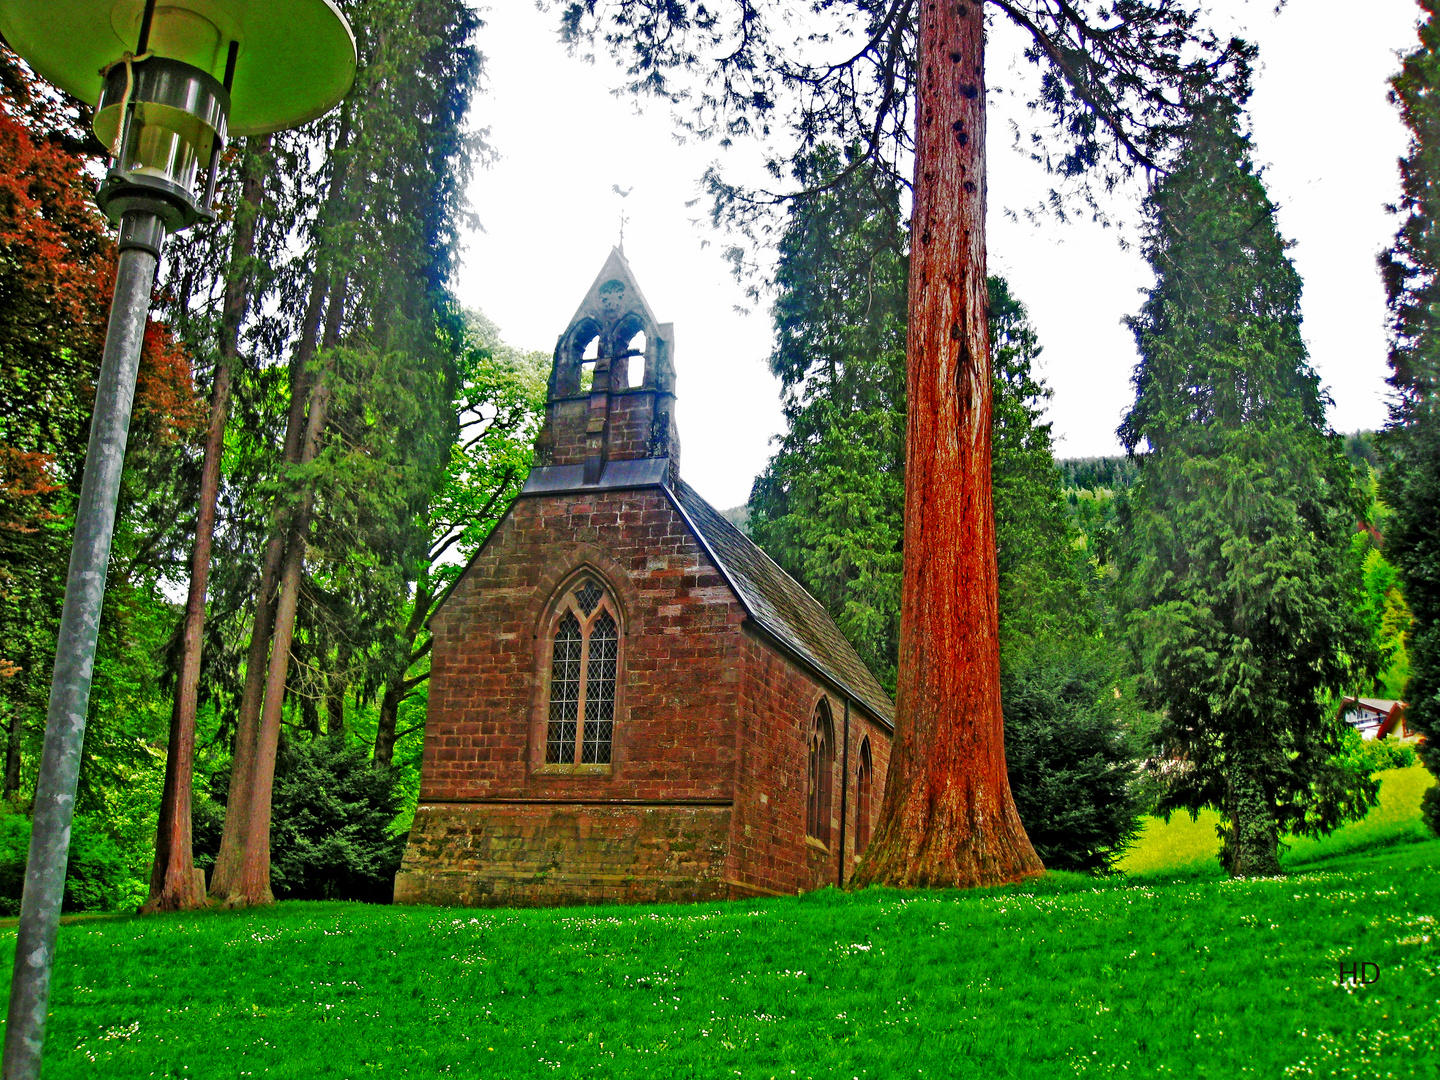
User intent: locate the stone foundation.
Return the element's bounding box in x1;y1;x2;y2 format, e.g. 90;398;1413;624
394;801;734;907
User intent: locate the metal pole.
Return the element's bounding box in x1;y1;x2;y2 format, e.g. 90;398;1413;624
2;209;165;1080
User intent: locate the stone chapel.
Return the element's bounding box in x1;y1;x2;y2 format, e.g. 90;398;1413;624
394;250;895;907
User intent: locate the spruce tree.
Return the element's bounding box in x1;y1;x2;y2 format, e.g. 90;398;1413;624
1119;95;1374;875
1380;0;1440;833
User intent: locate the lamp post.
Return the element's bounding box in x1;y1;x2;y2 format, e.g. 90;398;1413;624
0;2;354;1075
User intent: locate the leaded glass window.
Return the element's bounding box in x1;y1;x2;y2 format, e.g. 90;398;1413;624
582;612;617;763
575;578;603;616
544;579;621;767
546;613;582;763
807;702;835;845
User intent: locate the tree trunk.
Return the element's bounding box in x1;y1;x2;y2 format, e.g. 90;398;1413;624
851;0;1042;889
223;379;332;905
211;109;351;899
372;683;403;770
208;275;328;899
1226;761;1281;876
373;581;433;768
144;139;269;913
3;699;21;801
222;285;345;907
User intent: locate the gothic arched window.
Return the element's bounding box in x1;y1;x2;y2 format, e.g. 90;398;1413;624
545;577;620;766
855;738;874;855
806;700;835;846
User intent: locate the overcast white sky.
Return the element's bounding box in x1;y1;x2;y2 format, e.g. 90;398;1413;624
453;0;1422;511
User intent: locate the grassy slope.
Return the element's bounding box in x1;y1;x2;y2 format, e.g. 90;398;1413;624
3;836;1437;1078
1117;765;1437;876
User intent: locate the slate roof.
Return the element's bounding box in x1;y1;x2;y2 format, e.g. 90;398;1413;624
668;478;895;728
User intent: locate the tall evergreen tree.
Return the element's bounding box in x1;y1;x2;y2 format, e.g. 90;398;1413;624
568;0;1249;889
1380;0;1440;831
1118;94;1374;875
749;150;1144;870
749;150;1094;689
747;148;909;689
210;0;486;907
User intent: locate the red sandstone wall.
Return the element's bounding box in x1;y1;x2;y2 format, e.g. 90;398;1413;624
543;398;589;465
727;628;891;896
419;488;745;804
604;392;657;460
542;391;665;467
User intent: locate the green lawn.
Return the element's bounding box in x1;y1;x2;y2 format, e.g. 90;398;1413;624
1117;765;1437;877
2;823;1437;1078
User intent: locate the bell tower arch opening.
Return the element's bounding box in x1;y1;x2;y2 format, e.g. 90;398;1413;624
532;248;681;480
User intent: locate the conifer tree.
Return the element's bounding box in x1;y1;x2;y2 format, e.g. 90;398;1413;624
567;0;1249;889
1380;0;1440;832
1119;94;1373;875
210;0;486;907
748;148;1134;869
748;149;1092;688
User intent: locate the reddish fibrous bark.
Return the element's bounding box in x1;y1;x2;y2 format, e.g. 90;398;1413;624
851;0;1043;890
144;141;269;914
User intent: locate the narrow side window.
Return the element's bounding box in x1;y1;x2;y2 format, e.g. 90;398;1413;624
806;701;835;846
855;738;873;855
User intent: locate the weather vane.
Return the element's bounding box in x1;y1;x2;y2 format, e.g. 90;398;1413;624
612;183;633;251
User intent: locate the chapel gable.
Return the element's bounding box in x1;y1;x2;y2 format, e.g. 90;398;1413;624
397;251;895;908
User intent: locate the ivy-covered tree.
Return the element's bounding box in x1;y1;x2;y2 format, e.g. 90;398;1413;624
1118;94;1374;876
1380;0;1440;834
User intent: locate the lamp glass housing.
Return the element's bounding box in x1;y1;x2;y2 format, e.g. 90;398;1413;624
92;57;228;228
124;111;201;192
0;0;356;138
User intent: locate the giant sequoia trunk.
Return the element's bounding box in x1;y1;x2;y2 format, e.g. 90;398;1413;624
145;141;268;913
851;0;1042;889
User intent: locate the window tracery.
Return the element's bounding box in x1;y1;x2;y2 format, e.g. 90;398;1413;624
544;577;620;767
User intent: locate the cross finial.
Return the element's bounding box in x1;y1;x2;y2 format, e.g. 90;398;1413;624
611;183;633;252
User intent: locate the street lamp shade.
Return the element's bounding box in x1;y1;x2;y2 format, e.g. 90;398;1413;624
0;0;356;136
